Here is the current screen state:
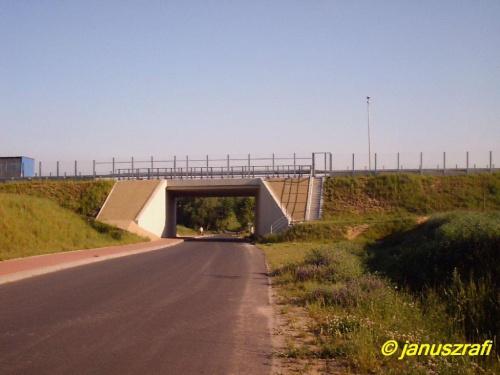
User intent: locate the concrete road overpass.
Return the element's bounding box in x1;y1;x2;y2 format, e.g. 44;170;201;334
97;177;323;239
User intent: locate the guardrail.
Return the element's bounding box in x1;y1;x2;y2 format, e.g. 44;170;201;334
114;165;312;180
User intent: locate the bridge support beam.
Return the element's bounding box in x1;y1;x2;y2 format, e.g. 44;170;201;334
165;192;177;237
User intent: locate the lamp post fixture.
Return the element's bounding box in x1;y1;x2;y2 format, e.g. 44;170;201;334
367;96;372;170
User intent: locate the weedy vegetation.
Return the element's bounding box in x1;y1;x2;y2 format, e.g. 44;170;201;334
261;174;500;374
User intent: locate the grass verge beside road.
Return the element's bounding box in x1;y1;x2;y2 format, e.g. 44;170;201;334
0;193;147;261
260;212;500;374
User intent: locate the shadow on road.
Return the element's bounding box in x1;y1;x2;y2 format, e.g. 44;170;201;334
177;235;250;244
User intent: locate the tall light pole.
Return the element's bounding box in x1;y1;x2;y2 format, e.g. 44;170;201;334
367;96;372;170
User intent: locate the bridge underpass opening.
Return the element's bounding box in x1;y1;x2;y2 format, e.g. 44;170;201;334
165;184;262;238
170;190;257;237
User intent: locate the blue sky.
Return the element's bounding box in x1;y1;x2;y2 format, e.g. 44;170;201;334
1;1;499;164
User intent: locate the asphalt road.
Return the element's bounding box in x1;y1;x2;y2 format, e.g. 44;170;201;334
0;237;274;375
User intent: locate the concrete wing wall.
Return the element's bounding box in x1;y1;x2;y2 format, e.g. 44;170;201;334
96;180;164;240
265;178;310;221
257;179;291;236
135;180;167;239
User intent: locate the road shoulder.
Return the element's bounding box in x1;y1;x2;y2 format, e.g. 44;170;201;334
0;238;183;285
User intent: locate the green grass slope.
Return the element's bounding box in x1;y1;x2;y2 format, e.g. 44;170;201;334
323;173;500;218
0;193;146;261
0;180;115;217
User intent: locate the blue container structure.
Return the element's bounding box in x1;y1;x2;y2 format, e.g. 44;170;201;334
0;157;35;179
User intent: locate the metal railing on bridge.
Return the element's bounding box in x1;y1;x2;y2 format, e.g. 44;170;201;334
114;164;312;180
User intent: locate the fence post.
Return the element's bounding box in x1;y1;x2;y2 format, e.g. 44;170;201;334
151;156;154;170
273;153;276;177
374;153;377;176
490;151;493;173
420;152;423;175
56;161;59;178
74;160;78;178
93;160;96;179
351;153;355;178
329;153;333;178
39;162;42;178
248;154;251;178
466;151;469;176
206;155;209;179
293;153;296;178
397;153;400;173
112;157;115;179
311;153;315;178
174;156;177;179
445;152;449;174
227;154;230;179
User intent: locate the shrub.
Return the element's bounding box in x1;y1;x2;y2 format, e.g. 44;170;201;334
274;243;364;284
368;211;500;353
261;222;347;243
306;274;388;308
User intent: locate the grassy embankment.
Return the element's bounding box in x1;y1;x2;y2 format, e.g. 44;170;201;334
0;181;147;260
261;173;500;374
176;225;198;236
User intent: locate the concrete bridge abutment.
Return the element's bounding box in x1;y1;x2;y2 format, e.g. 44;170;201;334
97;178;309;239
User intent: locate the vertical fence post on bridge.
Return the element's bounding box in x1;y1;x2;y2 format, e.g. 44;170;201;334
311;153;315;178
248;154;251;178
273;153;276;177
112;157;115;179
227;155;230;179
206;155;209;179
173;156;177;179
293;153;296;178
443;152;446;176
131;157;134;179
186;156;189;179
329;153;333;178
